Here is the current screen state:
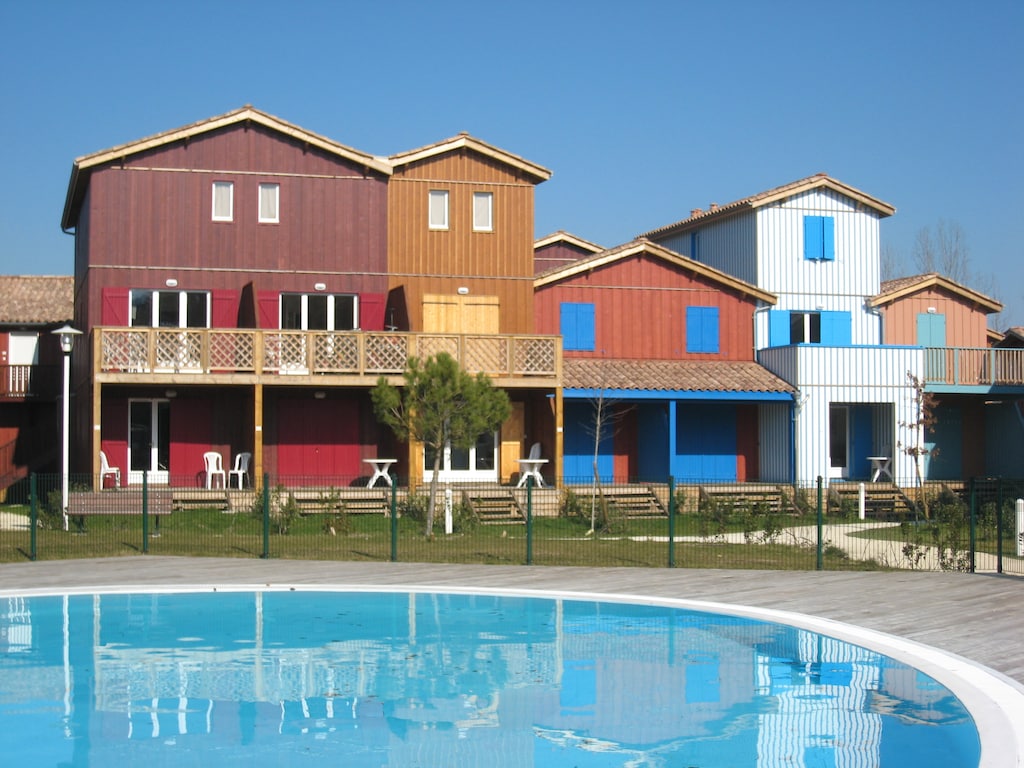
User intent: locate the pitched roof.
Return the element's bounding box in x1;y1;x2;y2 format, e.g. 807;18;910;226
0;276;74;325
534;238;777;304
870;272;1003;313
533;231;603;254
62;106;392;229
563;358;795;394
638;173;896;240
389;132;552;183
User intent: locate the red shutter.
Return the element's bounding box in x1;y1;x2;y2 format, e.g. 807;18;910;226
257;292;279;329
211;290;237;329
101;287;130;326
360;293;385;331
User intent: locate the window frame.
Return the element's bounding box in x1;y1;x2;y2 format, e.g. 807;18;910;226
280;292;360;331
130;289;211;329
472;191;493;232
258;182;280;224
212;181;233;222
428;189;449;230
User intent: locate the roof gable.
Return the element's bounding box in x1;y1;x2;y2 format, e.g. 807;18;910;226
534;231;603;254
389;132;551;184
639;173;896;240
534;238;776;304
63;106;391;229
870;272;1003;314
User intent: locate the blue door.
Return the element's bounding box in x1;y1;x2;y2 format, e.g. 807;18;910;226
924;405;962;480
673;403;737;482
563;401;614;483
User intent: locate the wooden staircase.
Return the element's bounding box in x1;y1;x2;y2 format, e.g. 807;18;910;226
827;482;916;519
699;484;788;514
462;488;525;524
588;485;667;518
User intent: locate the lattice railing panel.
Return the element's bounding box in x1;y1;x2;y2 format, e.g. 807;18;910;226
101;330;151;372
415;335;460;362
314;334;361;372
464;336;508;375
365;334;409;373
209;331;254;372
263;333;309;373
514;337;557;375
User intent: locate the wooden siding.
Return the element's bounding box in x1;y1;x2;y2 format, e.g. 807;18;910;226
758;345;923;485
388;150;537;334
534;241;595;275
757;188;881;300
878;287;991;347
534;253;757;361
656;213;758;286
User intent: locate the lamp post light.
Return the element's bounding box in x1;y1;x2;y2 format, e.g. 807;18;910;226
51;324;82;531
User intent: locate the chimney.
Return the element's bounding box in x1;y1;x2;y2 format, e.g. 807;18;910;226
709;202;719;212
690;208;703;217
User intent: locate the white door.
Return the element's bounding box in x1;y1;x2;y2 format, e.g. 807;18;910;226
423;432;498;483
128;399;170;484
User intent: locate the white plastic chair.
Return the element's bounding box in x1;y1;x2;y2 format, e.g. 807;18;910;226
229;452;252;489
99;451;120;488
516;442;548;488
204;451;226;489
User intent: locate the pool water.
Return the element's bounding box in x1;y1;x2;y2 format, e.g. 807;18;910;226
0;590;980;767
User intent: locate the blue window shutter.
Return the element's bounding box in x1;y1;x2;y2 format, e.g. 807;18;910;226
916;313;947;346
803;216;822;260
561;302;595;351
768;310;790;346
686;307;719;353
822;216;835;260
820;311;852;345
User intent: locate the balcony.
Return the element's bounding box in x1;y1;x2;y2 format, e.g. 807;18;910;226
924;347;1024;388
94;328;561;387
0;364;60;400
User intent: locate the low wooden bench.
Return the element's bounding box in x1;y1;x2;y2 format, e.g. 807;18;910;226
68;489;174;533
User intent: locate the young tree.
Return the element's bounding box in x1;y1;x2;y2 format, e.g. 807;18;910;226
371;352;510;537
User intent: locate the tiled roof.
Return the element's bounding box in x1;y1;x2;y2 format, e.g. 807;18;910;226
638;173;896;240
871;272;1002;313
388;132;552;183
563;358;795;394
0;276;74;325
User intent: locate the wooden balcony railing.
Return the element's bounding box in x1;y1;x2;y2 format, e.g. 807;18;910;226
95;328;561;381
0;364;60;399
924;347;1024;387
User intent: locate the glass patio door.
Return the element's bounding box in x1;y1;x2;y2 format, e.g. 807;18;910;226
423;432;498;482
128;399;170;484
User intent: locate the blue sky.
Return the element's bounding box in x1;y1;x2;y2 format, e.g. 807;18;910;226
2;0;1021;325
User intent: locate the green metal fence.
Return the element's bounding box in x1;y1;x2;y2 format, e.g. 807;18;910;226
2;473;1022;575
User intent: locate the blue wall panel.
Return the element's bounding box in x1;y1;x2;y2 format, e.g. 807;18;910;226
673;403;737;481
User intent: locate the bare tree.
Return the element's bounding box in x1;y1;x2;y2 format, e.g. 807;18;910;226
580;388;631;535
912;219;971;282
880;243;904;282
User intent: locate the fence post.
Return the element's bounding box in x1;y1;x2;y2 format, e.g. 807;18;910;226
816;476;823;571
996;477;1004;574
142;471;149;553
29;473;38;561
526;477;533;565
390;479;398;563
968;477;976;574
667;476;676;568
261;473;270;559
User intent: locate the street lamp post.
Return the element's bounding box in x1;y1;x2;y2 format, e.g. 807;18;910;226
51;324;82;531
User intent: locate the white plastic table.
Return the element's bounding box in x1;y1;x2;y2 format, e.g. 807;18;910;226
364;458;397;488
867;456;892;482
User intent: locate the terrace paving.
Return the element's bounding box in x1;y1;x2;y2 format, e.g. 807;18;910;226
2;556;1021;683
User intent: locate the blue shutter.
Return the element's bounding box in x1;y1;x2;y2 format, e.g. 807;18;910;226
820;311;852;345
560;302;595;351
822;216;835;261
686;306;719;353
768;310;791;346
803;216;822;260
916;313;947;346
803;215;835;260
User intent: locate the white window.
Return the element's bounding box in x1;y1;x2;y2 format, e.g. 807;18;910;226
473;191;493;232
212;181;233;221
130;290;210;328
259;183;280;223
280;293;359;330
428;190;449;230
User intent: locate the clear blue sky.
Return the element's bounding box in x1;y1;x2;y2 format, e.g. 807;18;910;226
2;0;1021;326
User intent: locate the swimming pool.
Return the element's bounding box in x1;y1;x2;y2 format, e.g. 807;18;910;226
0;588;982;767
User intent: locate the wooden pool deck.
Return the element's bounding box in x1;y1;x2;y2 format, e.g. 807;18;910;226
2;557;1022;684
